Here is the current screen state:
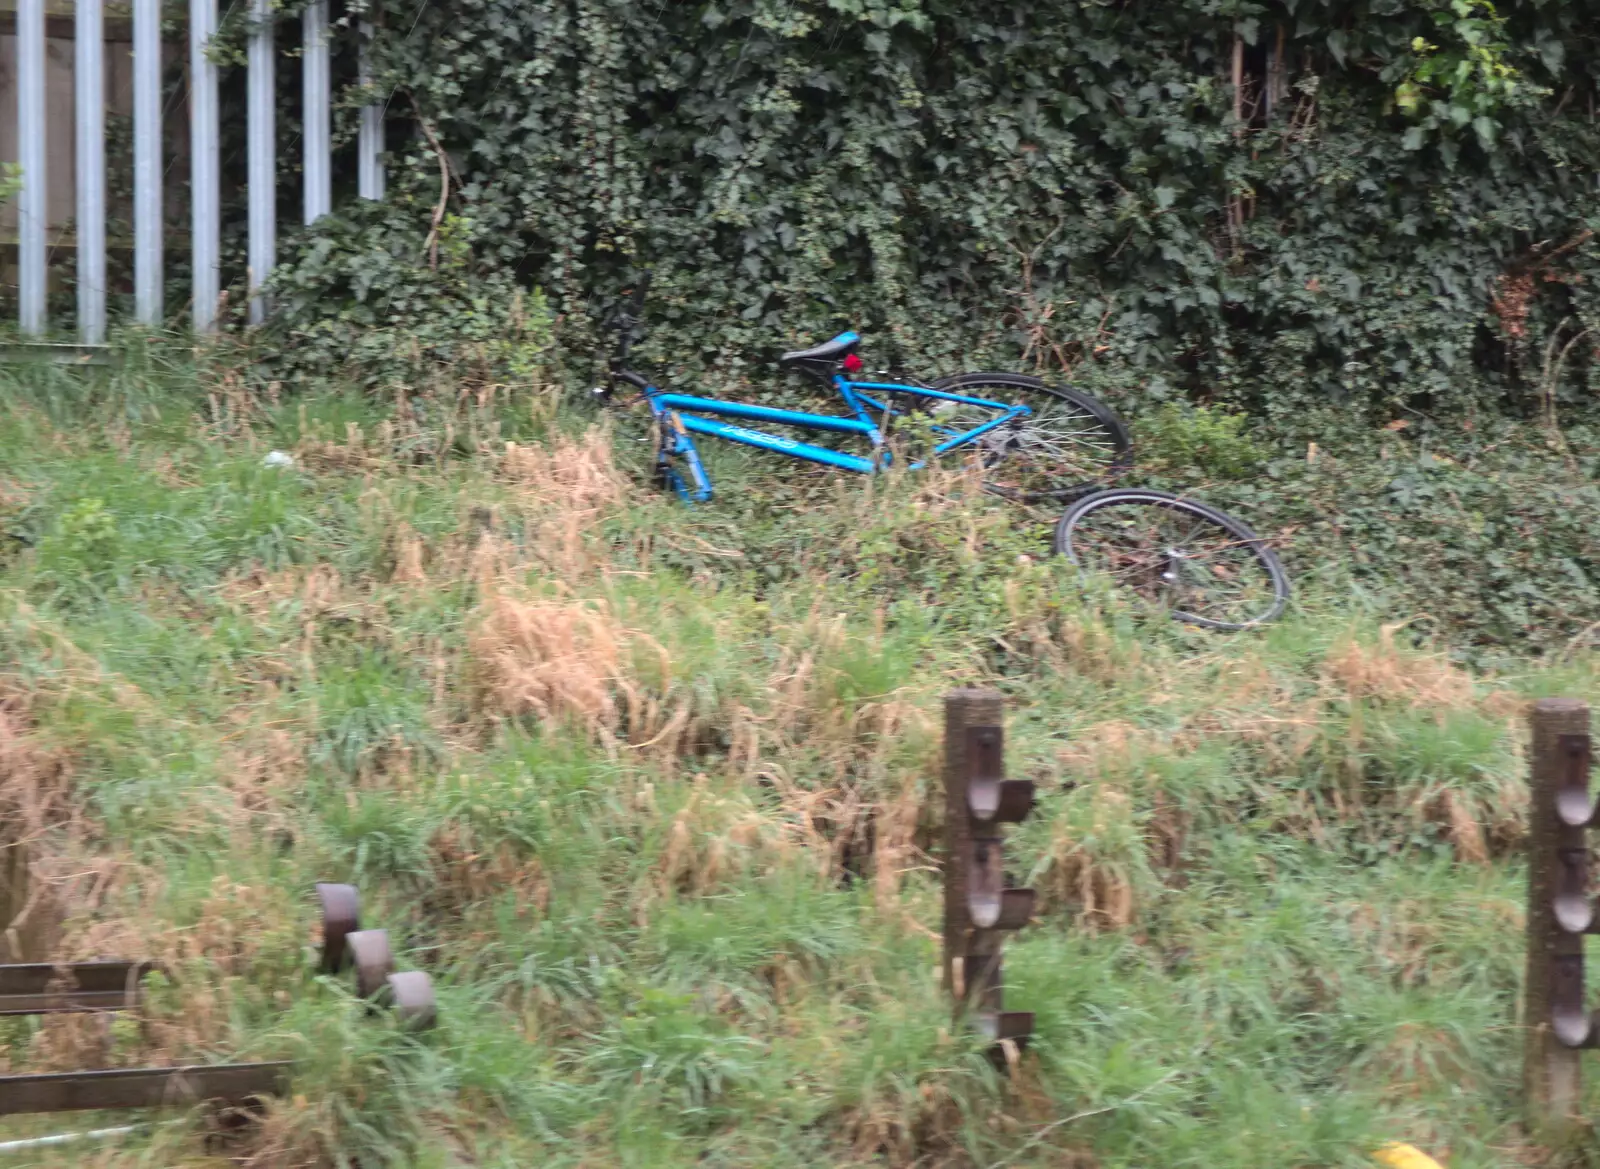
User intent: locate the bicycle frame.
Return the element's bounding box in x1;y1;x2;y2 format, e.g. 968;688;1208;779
618;355;1033;503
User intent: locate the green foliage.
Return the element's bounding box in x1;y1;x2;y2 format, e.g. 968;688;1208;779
264;199;556;391
1190;418;1600;656
51;495;119;564
0;161;23;207
246;0;1600;426
1136;403;1265;480
1394;1;1540;149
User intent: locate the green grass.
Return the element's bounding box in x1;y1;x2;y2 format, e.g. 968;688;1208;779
0;351;1595;1167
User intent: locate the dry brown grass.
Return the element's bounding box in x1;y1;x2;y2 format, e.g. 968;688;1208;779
1015;617;1540;930
501;425;628;513
1322;623;1479;710
467;588;731;766
840;1077;967;1168
1035;784;1140;930
293;417;395;473
499;425;632;581
468;592;639;746
1000;580;1141;686
653;777;788;898
0;689;75;962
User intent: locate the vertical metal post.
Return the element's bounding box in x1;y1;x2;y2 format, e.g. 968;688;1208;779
76;0;107;344
247;0;276;324
190;0;220;332
17;0;47;335
943;689;999;998
133;0;163;326
303;0;332;224
1524;698;1592;1144
357;21;385;200
942;689;1035;1062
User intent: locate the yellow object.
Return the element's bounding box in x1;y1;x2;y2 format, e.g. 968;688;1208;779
1374;1143;1444;1169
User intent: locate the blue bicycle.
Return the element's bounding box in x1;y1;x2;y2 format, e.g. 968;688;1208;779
596;275;1289;630
594;274;1133;504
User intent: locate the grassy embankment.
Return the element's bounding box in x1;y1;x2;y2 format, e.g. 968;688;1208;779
0;348;1597;1167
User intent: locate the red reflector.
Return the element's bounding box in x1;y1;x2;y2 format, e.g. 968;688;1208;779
842;353;863;373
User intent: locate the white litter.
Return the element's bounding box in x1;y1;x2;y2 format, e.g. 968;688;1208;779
263;450;295;469
0;1124;145;1153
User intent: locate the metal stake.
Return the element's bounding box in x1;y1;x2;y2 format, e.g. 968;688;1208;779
1524;698;1592;1143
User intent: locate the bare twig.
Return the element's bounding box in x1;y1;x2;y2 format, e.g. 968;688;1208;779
410;96;455;271
1229;35;1244;249
1005;220;1071;373
1561;620;1600;662
990;1070;1182;1168
1537;315;1589;470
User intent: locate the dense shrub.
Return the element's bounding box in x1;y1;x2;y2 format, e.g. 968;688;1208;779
252;0;1600;422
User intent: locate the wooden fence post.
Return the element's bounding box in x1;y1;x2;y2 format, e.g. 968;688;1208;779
943;689;1035;1059
1524;697;1592;1142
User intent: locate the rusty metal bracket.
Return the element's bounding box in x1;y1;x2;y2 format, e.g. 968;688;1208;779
316;882;360;974
967;723;1035;825
347;929;395;1000
1549;730;1599;1052
387;970;438;1030
0;960;156;1015
317;884;438;1031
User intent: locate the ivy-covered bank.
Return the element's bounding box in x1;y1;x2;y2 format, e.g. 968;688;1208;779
252;0;1600;419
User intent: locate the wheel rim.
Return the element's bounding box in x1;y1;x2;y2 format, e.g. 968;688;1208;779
922;390;1123;499
1063;495;1284;627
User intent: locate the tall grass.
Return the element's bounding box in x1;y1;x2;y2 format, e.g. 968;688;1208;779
0;351;1594;1167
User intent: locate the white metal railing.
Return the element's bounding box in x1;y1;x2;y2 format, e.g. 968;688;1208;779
12;0;385;341
17;0;47;336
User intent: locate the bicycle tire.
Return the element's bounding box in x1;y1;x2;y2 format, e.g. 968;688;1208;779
1053;488;1290;630
919;372;1133;502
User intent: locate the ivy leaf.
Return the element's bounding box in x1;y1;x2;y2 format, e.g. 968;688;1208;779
1402;125;1427;151
1537;34;1566;74
1327;30;1348;67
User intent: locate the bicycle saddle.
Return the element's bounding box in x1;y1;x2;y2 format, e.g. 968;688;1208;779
778;331;860;368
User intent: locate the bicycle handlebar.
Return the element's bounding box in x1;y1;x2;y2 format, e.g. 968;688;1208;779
594;271;653;401
627;270;651;315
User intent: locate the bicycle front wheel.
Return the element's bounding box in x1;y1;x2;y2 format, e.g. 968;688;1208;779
1053;489;1289;629
922;372;1132;502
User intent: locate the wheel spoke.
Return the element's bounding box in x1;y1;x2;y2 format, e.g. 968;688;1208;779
918;380;1127;499
1064;496;1283;627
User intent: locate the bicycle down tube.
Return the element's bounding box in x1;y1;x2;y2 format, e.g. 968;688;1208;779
639;377;1034;502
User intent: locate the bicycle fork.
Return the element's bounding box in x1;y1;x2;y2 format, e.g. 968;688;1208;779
656;412;713;503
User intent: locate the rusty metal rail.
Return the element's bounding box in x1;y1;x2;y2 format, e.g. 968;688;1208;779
0;960;155;1015
0;1063;293;1116
0;882;436;1126
942;689;1035;1062
316;882;437;1029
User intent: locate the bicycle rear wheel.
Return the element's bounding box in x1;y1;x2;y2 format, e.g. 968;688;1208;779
920;372;1132;502
1053;488;1289;629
